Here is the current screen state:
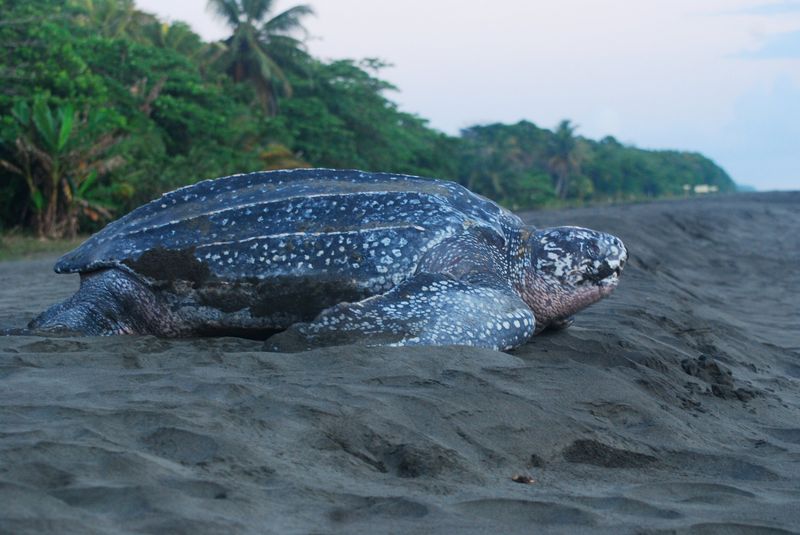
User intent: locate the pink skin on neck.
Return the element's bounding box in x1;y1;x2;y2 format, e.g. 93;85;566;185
519;270;620;334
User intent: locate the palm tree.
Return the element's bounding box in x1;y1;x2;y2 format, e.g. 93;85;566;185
207;0;313;115
547;120;581;199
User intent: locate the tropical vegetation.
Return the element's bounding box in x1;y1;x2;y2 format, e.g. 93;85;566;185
0;0;736;239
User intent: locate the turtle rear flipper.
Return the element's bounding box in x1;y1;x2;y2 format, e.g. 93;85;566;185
29;269;177;336
278;272;535;351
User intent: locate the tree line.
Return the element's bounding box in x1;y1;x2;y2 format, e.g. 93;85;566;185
0;0;736;238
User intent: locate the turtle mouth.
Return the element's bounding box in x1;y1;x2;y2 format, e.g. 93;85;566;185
586;262;623;285
588;252;626;292
598;270;620;289
594;244;627;286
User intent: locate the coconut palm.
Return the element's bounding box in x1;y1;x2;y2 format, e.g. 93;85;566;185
207;0;313;115
547;120;582;199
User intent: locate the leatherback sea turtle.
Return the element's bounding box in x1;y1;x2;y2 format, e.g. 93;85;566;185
29;169;627;350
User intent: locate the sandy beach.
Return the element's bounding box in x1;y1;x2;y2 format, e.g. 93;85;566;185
1;192;799;534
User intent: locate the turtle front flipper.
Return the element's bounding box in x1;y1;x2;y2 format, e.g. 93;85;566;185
542;316;575;333
279;273;535;351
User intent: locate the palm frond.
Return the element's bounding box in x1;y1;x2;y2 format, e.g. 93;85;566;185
246;32;278;80
206;0;241;28
241;0;273;22
263;5;313;35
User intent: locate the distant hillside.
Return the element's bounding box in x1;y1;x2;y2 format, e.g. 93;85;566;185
456;121;735;209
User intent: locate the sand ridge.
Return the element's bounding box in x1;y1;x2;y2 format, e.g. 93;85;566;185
1;192;799;534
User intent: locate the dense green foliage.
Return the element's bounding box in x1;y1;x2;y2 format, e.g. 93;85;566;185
458;122;736;209
0;0;736;237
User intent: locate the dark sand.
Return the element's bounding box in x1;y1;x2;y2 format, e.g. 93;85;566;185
1;192;799;534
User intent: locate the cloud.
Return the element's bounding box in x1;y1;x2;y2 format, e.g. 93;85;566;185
730;1;800;15
712;76;800;190
741;30;800;58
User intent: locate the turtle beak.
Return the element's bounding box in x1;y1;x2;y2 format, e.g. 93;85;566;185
593;236;627;288
615;240;628;274
609;240;627;275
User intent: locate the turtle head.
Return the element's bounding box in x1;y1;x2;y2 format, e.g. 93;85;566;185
520;226;627;333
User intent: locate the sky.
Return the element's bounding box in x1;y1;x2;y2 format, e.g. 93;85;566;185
135;0;800;191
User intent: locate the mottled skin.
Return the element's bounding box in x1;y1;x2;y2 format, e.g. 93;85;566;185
29;169;627;350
